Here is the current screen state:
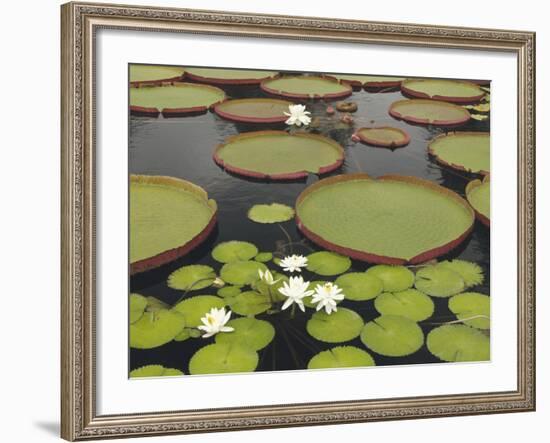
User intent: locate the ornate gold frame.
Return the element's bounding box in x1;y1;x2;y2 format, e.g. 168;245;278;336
61;1;536;440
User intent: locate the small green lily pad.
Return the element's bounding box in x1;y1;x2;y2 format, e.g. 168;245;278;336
167;265;216;291
427;325;490;362
306;251;351;276
307;308;364;343
308;346;375;370
130;365;184;378
189;343;259;375
130;309;186;349
215;317;275;350
248;203;295;223
174;328;192;342
360;315;424;357
366;265;415;292
212;241;258;263
448;292;490;329
438;260;484;289
130;293;148;324
217;286;242;298
374;289;435;322
227;291;272;316
334;273;383;301
415;265;465;297
254;252;273;263
220;260;267;286
172;295;226;328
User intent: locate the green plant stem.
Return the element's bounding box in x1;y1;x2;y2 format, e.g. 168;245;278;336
277;224;294;254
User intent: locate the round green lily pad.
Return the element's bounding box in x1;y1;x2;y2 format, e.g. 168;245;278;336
130;293;148;324
129;64;185;85
401;79;485;103
185;67;277;85
174;328;192;342
427;325;490;362
296;174;474;264
214;131;344;180
130;175;217;274
466;178;490;226
167;264;216;291
248;203;295;224
449;292;490;329
360;315;424;357
428;132;489;175
254;252;273;263
438;259;484;288
189;343;259;375
365;265;415;292
145;296;169;312
214;98;293;123
226;291;272;316
130;364;184;378
261;76;352;100
306;251;351;276
306;308;364;343
130;82;225;115
308;346;375;369
220;260;267;286
130;309;186;349
212;241;258;263
215;317;275;350
217;286;242;298
374;289;435;321
389;99;471;126
334;273;383;301
172;295;226;328
415;265;465;297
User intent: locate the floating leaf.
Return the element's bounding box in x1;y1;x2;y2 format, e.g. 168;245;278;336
167;265;216;291
254;252;273;263
366;265;415;292
227;291;272;316
401;79;485;103
129;293;148;324
470;114;489;121
438;259;484;288
334;273;383;301
130;309;186;349
374;289;434;322
212;241;258;263
306;251;351;276
220;260;267;286
215;317;275;350
214;98;292;123
145;296;169;312
360;315;424;357
248;203;295;224
466;177;490;226
174;328;192;342
306;308;364;343
389;99;471;126
308;346;375;369
427;325;490;362
428;132;489;175
415;265;465;297
217;286;242;298
354;127;410;148
172;295;225;328
189;343;259;375
129;64;185;85
260;75;352;100
448;292;490;329
129;365;183;378
185;67;277;85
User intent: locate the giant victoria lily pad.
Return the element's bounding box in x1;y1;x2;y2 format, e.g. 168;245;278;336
184;67;278;85
130;82;225;117
354;127;410;148
466;177;490;226
428;132;490;175
295;174;474;264
401;79;485;103
130;175;217;274
327;75;404;90
129;64;185;86
389;99;471;126
214;131;344;180
260;76;352;100
214;98;293;123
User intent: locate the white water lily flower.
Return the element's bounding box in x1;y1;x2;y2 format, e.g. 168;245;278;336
258;269;280;286
311;282;345;315
278;275;314;312
279;254;308;273
197;307;234;338
284;104;312;127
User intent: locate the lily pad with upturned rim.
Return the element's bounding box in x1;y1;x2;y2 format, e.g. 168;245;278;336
130;175;217;274
438;259;484;288
214;131;344;180
334;273;383;301
306;251;351;276
354;127;411;148
220;261;267;286
414;265;465;297
363;76;406;89
261;75;352;100
427;325;490;362
428;132;489;175
365;265;415;292
466;177;490;226
226;291;272;316
188;343;259;375
307;346;376;369
296;174;474;264
247;203;295;224
360;315;424;357
130;309;186;349
214;98;293;123
389;99;471;126
374;289;434;322
184;67;278;85
215;317;275;350
172;295;226;328
167;265;216;291
401;79;485;104
129;365;184;378
212;241;259;263
129;64;185;86
448;292;490;329
306;308;364;343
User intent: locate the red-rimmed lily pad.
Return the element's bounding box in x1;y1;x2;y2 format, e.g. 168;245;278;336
260;76;352;100
295;174;474;264
401;79;485;104
213;131;344;180
389;99;471;126
129;82;225;117
184;67;278;85
129;64;185;86
428;132;490;175
363;76;405;89
130;175;217;274
466;176;490;226
214;98;293;123
354;127;410;148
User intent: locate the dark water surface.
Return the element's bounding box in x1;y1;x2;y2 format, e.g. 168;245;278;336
129;80;490;373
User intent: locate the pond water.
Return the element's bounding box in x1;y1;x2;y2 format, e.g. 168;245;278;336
129;78;490;373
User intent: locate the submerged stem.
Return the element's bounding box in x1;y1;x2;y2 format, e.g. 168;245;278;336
277;224;294;254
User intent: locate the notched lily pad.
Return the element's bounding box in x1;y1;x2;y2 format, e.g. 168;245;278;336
215;317;275;350
427;325;490;362
306;251;351;276
415;265;465;297
217;286;242;298
220;260;267;286
354;127;410;148
254;252;273;263
172;295;226;328
366;265;415;292
130;293;148;324
129;64;185;85
374;289;434;322
334;273;383;301
389;99;471;126
214;98;292;123
212;241;258;263
248;203;295;224
401;79;485;103
130;308;186;349
226;291;272;316
261;75;352;100
167;264;216;291
130;364;183;378
306;308;364;343
185;67;278;85
360;315;424;357
428;132;489;175
308;346;375;369
449;292;490;329
188;343;259;375
438;259;484;288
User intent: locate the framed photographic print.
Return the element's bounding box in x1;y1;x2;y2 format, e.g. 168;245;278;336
61;1;536;440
